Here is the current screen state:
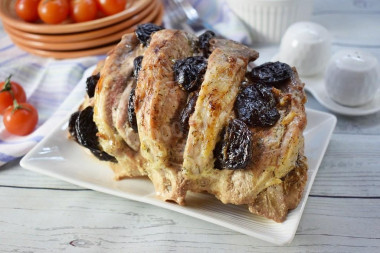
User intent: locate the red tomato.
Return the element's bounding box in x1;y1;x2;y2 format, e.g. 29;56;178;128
3;102;39;136
38;0;69;24
96;0;126;16
0;75;27;115
70;0;98;23
15;0;40;22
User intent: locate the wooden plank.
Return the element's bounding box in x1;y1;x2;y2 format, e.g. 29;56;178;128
0;158;84;190
311;134;380;197
0;187;379;252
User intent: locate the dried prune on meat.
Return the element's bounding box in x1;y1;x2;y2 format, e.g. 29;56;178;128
75;107;98;150
235;82;280;127
198;30;215;56
86;72;100;98
75;106;117;162
133;56;143;79
173;56;207;92
68;111;80;140
251;62;292;86
128;86;138;132
180;91;199;132
135;23;164;46
214;119;253;170
90;148;117;162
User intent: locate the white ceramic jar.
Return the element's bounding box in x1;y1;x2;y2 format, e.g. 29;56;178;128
225;0;314;44
278;22;331;76
325;49;380;107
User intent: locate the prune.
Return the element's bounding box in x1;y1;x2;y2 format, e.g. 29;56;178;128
68;111;80;140
128;86;138;132
173;56;207;92
251;62;292;86
135;23;164;46
214;119;253;170
86;72;100;98
133;56;143;79
180;91;199;132
75;106;117;162
198;30;215;56
75;107;98;149
90;148;117;162
235;83;280;127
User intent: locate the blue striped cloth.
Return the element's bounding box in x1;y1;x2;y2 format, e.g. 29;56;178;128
0;24;104;165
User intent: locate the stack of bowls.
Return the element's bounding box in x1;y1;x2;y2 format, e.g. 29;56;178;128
0;0;164;59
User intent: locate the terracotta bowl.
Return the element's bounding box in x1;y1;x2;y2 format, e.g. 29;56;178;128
7;4;164;59
5;2;162;51
2;0;158;43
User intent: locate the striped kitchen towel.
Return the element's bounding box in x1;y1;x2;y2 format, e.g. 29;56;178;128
0;25;102;166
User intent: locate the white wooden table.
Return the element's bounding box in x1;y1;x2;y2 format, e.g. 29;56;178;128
1;0;380;252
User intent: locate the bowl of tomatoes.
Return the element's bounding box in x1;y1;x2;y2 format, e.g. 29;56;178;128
0;0;164;58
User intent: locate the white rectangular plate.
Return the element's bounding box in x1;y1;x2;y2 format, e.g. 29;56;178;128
20;67;337;245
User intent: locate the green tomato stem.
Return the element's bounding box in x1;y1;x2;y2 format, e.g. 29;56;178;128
1;74;15;99
12;98;31;115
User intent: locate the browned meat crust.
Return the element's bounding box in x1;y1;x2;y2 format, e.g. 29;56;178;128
135;29;198;204
93;34;146;178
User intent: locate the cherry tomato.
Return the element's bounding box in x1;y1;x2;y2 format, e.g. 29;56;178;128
3;101;39;136
15;0;40;22
96;0;126;16
0;75;27;115
38;0;69;24
70;0;98;23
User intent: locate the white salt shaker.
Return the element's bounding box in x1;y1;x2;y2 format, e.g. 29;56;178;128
278;22;331;77
325;49;380;107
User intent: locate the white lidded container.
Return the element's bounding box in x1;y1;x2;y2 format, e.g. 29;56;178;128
278;22;331;76
225;0;314;44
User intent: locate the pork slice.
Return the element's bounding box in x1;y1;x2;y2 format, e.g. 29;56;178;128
273;68;308;178
113;78;140;152
182;46;251;191
93;34;146;178
135;29;197;204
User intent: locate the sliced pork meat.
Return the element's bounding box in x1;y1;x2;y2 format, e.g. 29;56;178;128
93;34;146;178
135;29;197;204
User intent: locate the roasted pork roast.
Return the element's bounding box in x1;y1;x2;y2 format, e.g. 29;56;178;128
69;24;308;222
